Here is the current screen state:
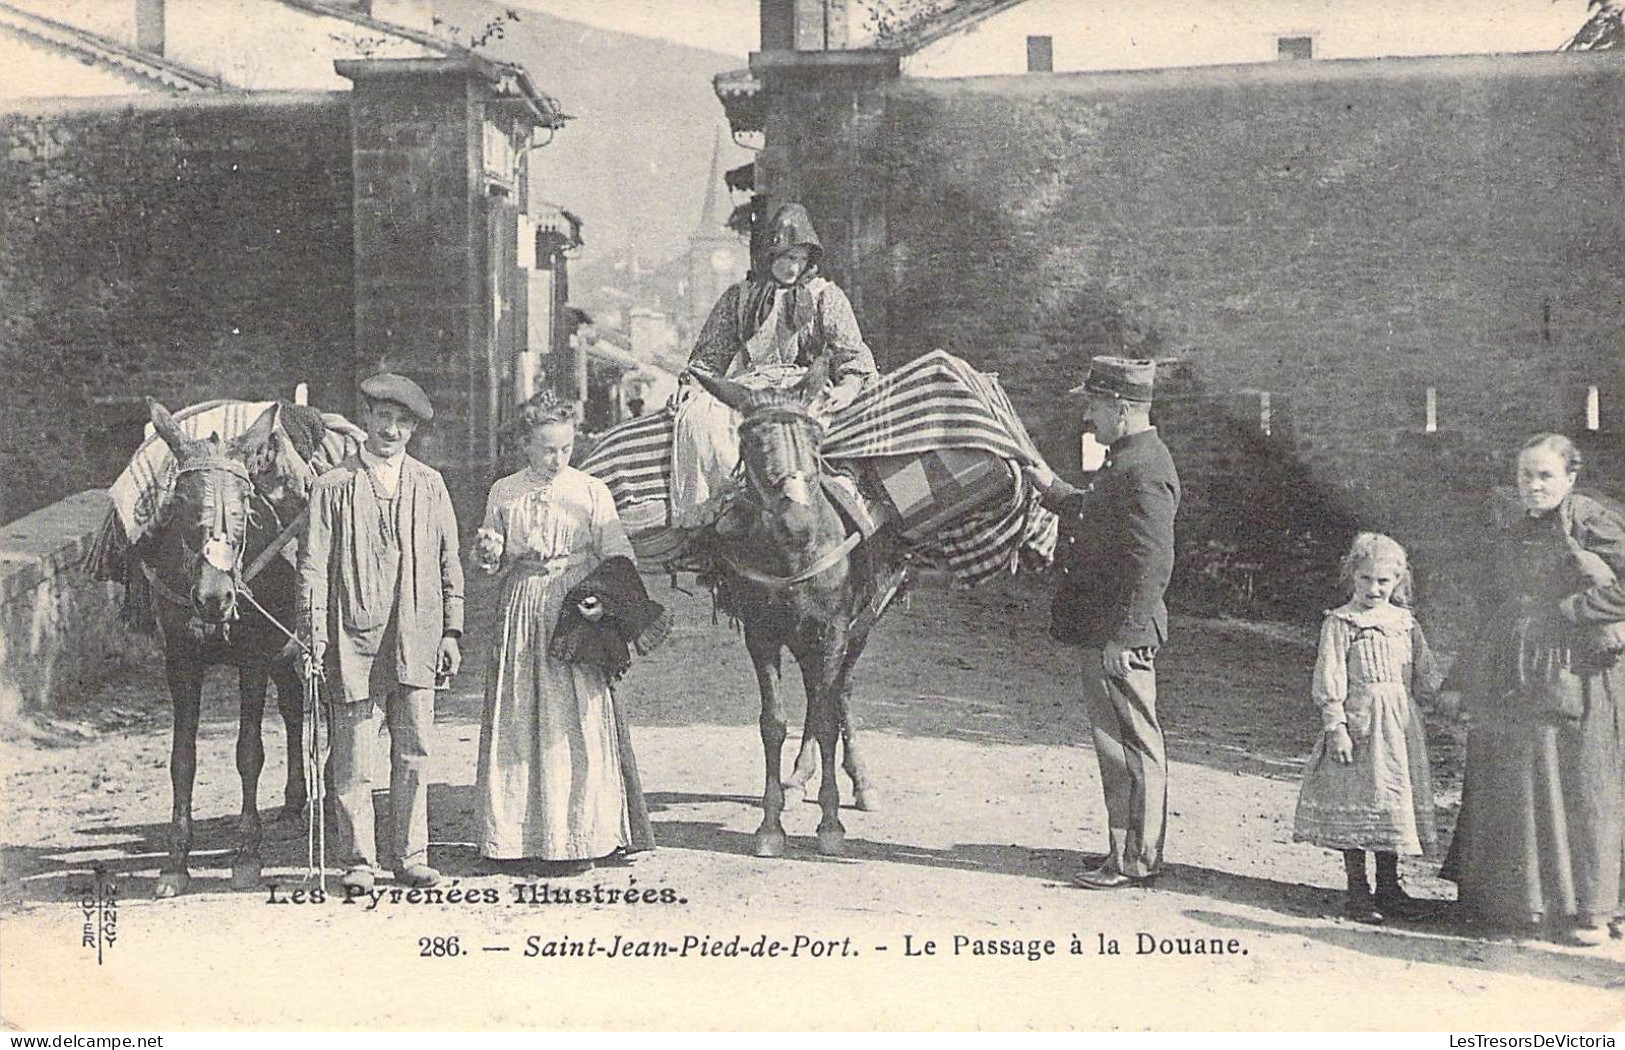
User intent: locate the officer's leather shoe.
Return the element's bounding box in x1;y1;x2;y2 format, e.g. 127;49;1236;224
1375;884;1440;922
1072;857;1117;884
1075;868;1158;890
339;866;375;894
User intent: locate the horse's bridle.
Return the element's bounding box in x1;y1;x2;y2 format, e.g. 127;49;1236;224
149;453;301;642
721;403;863;591
736;404;826;503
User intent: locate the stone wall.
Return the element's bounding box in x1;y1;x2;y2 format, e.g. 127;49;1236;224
0;92;356;524
0;492;143;726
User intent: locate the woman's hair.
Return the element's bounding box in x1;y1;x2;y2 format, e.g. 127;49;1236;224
1519;432;1582;475
1340;531;1414;608
513;389;579;434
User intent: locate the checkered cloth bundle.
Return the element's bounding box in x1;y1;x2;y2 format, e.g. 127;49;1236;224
578;351;1058;585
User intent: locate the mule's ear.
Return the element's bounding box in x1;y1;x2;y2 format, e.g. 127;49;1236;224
691;369;754;412
231;403;280;472
147;398;192;454
794;351;833;405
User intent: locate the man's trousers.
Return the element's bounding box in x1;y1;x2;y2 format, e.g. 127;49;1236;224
1080;647;1168;878
327;687;434;872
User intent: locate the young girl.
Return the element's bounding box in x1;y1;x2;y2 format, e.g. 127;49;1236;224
1293;533;1443;924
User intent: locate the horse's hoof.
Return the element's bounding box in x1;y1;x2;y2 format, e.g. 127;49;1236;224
754;830;788;858
155;871;190;899
231;859;263;891
816;828;846;856
853;789;880;813
276;803;306;826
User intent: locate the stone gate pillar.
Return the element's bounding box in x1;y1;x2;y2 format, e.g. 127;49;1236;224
337;56;560;478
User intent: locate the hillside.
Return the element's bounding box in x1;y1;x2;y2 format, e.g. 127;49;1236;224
432;1;755;309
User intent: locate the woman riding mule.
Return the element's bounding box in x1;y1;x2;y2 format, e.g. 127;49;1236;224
672;203;878;529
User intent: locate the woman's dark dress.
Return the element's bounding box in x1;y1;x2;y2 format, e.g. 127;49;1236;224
1441;493;1625;924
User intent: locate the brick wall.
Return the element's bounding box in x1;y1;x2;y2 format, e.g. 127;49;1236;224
0;92;355;524
757;51;1625;642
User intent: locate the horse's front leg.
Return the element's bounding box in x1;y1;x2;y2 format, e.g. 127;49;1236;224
232;663;269;890
745;624;789;858
157;656;204;898
798;631;847;856
271;660;307;823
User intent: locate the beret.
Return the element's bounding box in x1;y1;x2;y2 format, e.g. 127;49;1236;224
360;372;433;421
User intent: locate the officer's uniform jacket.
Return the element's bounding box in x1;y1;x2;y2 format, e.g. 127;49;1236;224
1039;427;1180;650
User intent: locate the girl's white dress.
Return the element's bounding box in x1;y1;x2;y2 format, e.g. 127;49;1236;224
1292;601;1442;855
476;465;639;860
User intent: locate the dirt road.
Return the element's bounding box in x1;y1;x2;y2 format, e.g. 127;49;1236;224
2;573;1620;1030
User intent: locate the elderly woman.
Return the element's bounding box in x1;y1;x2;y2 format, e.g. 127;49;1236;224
1441;434;1625;945
475;391;655;876
670;202;878;528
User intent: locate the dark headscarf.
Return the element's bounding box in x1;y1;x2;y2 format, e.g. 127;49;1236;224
741;203;824;341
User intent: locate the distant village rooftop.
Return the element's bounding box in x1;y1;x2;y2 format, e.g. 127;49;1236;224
0;2;218;93
0;0;564;120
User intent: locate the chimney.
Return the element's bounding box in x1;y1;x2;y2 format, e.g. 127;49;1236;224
135;0;164;55
760;0;848;51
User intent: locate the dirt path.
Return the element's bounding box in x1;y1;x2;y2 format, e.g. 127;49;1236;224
2;573;1620;1030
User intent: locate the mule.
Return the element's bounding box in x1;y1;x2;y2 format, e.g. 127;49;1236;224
692;359;908;857
137;400;310;897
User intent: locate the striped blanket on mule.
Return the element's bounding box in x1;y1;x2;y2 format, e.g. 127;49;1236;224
578;350;1059;586
84;399;364;608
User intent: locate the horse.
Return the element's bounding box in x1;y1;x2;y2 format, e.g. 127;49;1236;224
136;399;312;897
692;358;909;857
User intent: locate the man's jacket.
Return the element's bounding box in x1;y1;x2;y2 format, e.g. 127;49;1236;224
1040;428;1180;650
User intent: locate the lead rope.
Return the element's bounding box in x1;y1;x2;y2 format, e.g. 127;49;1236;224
235;585;325;891
304;664;326;893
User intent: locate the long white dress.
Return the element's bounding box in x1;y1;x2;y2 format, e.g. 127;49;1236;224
476;465;639;860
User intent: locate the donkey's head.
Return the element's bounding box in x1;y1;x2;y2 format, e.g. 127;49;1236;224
147;399;279;629
693;354;832;553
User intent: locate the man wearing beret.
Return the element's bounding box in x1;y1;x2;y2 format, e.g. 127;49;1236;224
298;373;465;891
1023;356;1181;889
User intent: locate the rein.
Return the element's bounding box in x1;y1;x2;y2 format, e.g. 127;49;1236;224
722;401;864;591
718;530;863;591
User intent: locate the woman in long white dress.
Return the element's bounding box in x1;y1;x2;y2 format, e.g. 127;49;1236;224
475;392;652;875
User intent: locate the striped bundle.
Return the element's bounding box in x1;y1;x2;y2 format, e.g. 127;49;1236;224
86;399;363;586
578;350;1058;586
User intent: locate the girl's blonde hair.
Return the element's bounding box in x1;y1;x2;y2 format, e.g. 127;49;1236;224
1340;531;1414;608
